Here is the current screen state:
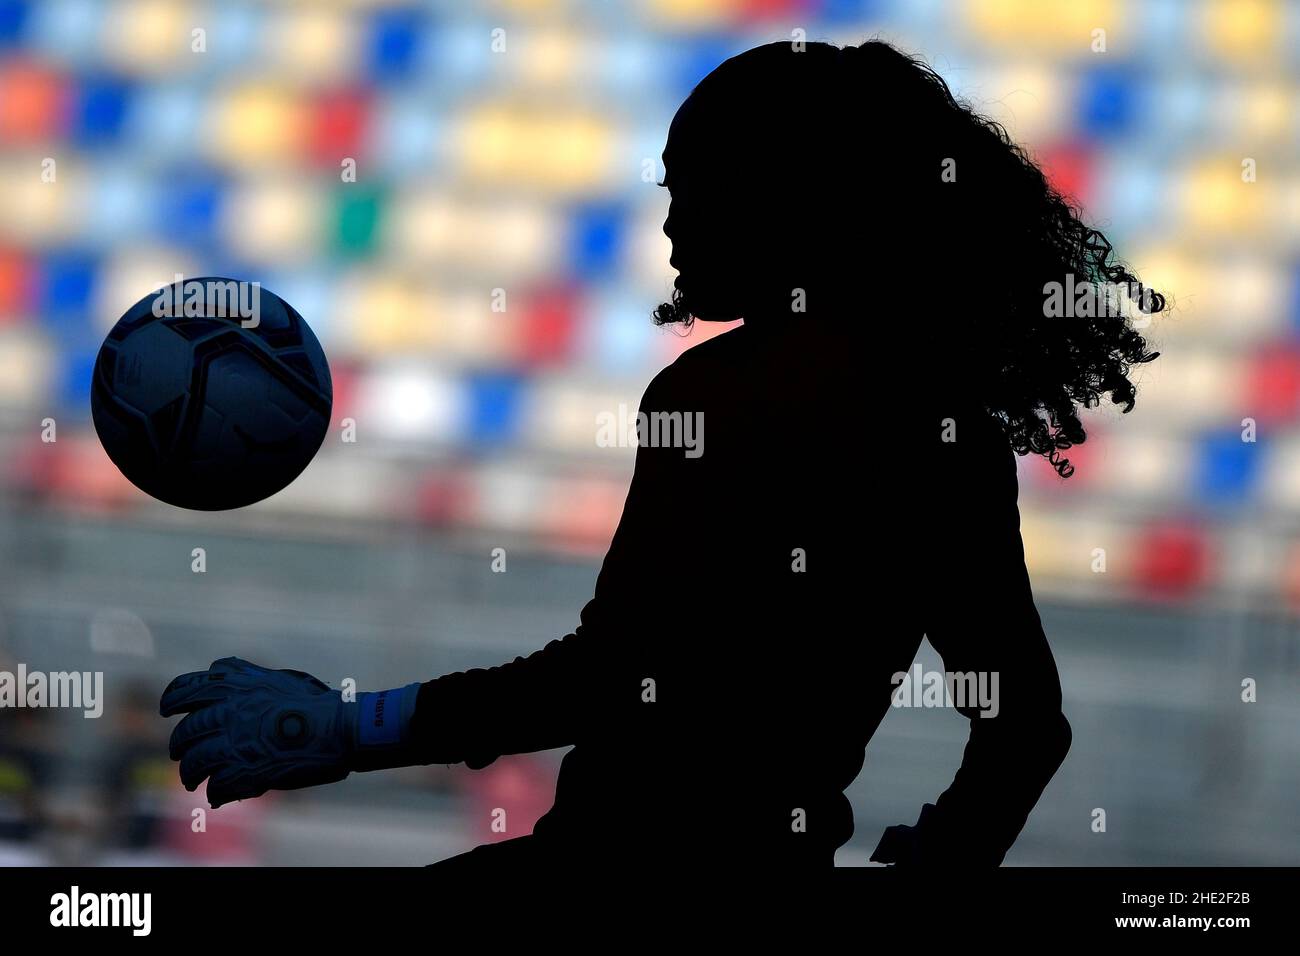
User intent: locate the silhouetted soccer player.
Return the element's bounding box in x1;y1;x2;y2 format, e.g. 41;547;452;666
160;40;1163;868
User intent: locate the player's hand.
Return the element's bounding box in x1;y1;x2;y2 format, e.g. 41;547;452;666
160;657;354;808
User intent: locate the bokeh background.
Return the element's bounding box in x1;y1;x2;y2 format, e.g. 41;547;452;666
1;0;1298;866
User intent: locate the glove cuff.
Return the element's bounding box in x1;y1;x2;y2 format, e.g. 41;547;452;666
347;682;424;772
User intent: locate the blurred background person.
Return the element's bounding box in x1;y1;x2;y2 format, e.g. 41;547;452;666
0;658;57;864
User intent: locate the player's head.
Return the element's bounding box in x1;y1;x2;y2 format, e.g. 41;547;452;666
655;39;1164;477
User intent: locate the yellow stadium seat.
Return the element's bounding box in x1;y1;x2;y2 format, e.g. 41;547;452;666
265;6;359;86
220;177;327;264
964;0;1123;54
458;104;617;193
207;84;309;168
103;0;195;76
1201;0;1284;64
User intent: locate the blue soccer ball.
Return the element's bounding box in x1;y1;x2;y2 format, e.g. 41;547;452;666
91;277;332;510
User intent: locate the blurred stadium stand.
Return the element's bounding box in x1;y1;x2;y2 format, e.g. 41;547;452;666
0;0;1297;864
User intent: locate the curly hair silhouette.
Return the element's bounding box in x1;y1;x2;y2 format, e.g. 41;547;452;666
655;40;1163;478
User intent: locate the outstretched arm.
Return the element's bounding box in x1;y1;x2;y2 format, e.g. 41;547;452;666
872;422;1072;866
162;372;682;805
406;372;682;768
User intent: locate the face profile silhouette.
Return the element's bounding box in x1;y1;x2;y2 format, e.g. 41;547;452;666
656;39;1162;477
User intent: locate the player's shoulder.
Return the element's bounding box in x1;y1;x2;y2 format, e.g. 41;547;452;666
640;323;747;409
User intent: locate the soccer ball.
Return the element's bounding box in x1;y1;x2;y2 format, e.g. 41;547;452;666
91;278;333;511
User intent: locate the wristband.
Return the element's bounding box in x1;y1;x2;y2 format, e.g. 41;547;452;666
350;682;423;770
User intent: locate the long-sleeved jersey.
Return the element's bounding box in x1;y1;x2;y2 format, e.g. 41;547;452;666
410;319;1071;867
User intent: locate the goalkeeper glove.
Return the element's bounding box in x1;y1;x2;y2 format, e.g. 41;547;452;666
159;656;422;808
